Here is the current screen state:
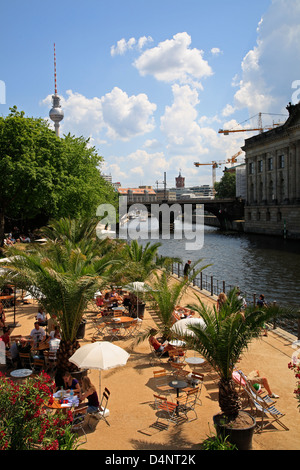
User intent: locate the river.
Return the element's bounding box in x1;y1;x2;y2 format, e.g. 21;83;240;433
130;218;300;315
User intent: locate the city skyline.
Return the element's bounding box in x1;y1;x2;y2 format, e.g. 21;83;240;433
1;0;300;188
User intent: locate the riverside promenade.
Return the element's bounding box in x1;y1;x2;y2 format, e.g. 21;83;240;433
2;279;300;451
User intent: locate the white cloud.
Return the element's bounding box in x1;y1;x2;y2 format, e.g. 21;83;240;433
111;36;153;56
134;32;213;88
43;87;157;142
233;0;300;115
100;87;157;140
211;47;222;55
222;104;236;117
160;84;207;155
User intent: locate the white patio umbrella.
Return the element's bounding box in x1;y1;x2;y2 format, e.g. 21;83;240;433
171;317;206;337
123;281;153;317
69;341;130;397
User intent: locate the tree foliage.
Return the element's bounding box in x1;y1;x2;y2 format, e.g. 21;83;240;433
214;172;236;198
0;106;117;245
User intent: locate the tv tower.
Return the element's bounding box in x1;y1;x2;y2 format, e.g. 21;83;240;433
49;43;64;137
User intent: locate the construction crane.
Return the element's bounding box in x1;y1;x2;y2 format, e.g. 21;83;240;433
194;151;244;194
218;112;286;135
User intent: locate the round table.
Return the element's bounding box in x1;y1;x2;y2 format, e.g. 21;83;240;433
185;357;205;367
169;380;188;415
10;368;32;378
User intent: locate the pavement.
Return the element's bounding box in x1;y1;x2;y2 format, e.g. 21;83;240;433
1;281;300;451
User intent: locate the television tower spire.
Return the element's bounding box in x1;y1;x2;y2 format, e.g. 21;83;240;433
49;43;64;137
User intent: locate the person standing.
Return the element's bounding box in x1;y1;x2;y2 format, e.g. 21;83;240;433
183;260;192;279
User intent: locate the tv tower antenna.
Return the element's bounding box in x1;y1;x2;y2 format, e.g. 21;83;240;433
49;43;64;137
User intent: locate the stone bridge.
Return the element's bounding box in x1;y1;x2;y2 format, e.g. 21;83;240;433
125;197;245;231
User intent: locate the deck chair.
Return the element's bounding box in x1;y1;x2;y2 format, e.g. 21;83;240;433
235;369;275;406
177;387;199;421
71;405;88;443
88;387;110;428
153;394;180;428
19;352;33;369
149;341;168;365
245;388;289;432
153;369;173;397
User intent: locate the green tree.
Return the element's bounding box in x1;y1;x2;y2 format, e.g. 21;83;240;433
214;172;236;198
0;107;117;246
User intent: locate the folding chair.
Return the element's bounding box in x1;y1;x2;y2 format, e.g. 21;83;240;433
71;405;88;443
91;320;108;340
170;362;190;380
44;351;57;372
168;348;186;364
19;352;33;369
88;387;110;428
235;369;275;406
148;342;168;365
182;372;204;405
32;357;46;373
153;369;173;397
153;394;180;429
245;389;289;432
106;324;123;341
177;387;199;421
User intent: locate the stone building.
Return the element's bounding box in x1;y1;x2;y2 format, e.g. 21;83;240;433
243;102;300;238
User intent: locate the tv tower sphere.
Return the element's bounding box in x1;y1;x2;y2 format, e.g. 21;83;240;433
49;95;64;137
49;43;64;137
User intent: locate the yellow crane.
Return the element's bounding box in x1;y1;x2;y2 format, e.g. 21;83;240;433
218;112;285;135
194;151;243;194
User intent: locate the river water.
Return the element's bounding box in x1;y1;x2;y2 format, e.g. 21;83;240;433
130;218;300;315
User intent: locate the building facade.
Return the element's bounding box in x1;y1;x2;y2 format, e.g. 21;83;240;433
243;102;300;238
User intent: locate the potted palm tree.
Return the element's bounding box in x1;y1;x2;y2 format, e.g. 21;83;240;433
1;218;119;371
136;258;208;343
182;288;298;450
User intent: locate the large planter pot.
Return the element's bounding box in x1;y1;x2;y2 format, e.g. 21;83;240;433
76;319;87;340
213;411;256;450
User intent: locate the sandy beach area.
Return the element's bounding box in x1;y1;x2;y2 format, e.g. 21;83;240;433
2;278;300;452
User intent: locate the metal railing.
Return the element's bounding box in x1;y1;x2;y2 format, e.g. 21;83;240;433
169;261;300;339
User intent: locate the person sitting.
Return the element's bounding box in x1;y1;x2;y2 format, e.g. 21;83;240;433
36;307;48;326
30;321;46;347
247;369;279;398
149;329;176;356
1;326;11;350
0;303;6;329
62;371;81;394
217;292;227;311
79;376;100;413
48;329;61;359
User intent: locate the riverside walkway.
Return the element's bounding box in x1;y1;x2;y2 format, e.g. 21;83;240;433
1;280;300;451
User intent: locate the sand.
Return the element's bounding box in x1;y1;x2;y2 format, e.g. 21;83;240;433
2;279;300;451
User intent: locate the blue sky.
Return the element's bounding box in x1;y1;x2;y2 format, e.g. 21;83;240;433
1;0;300;188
